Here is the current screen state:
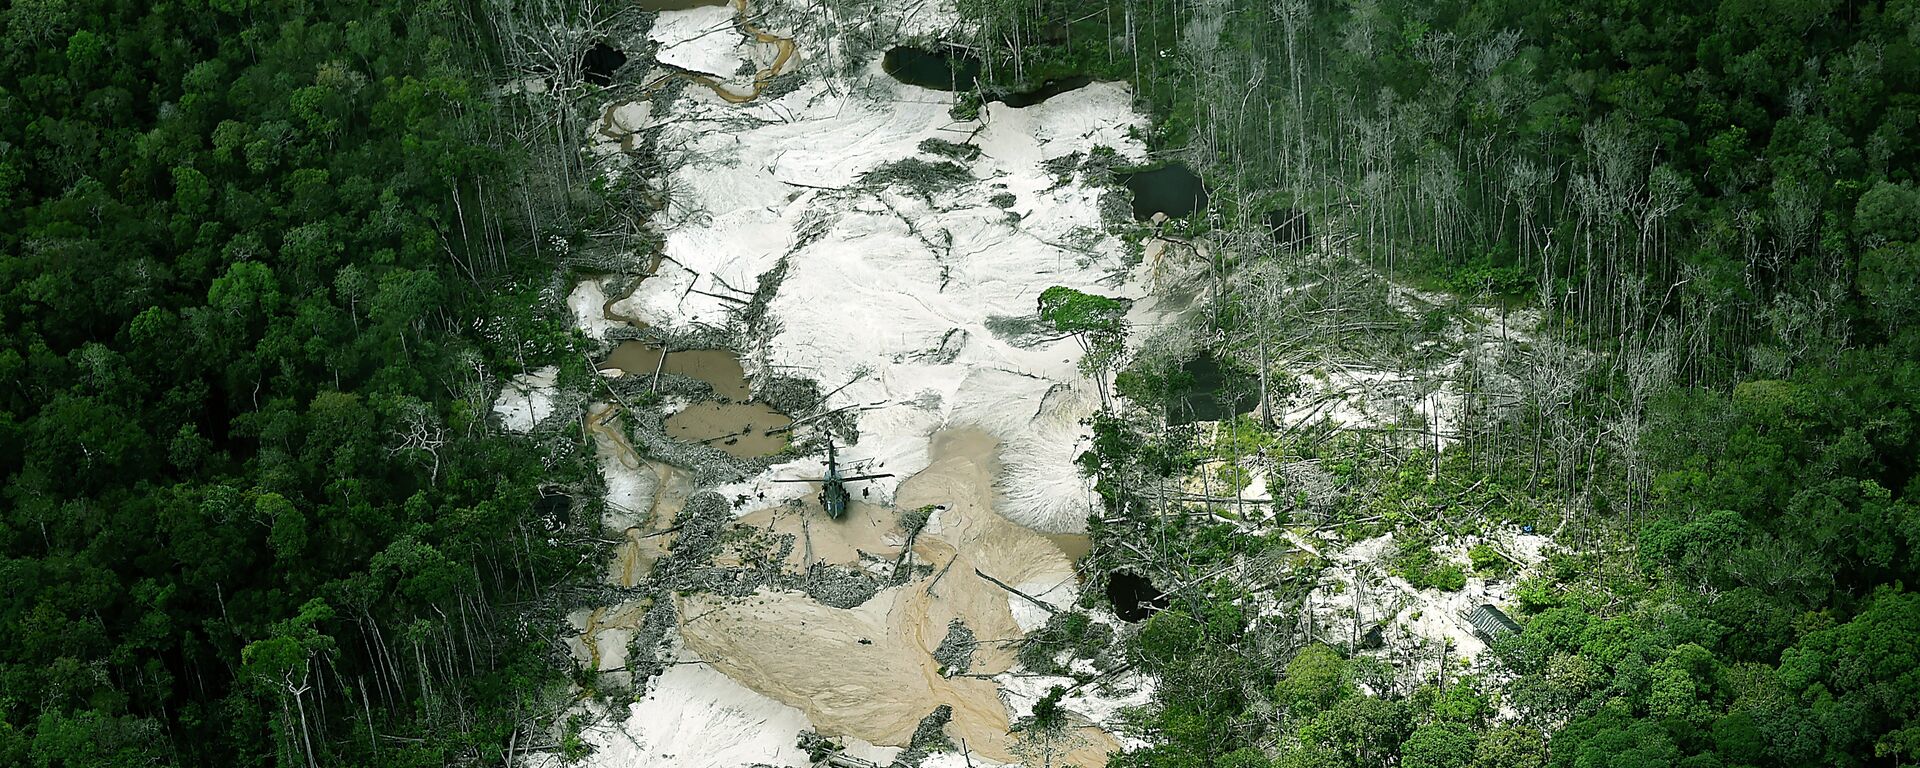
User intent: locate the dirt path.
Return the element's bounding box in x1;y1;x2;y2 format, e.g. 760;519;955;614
675;429;1117;765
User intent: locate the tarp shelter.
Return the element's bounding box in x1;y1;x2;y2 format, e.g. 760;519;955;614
1463;603;1522;643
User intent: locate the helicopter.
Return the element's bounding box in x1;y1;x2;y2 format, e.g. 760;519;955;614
773;438;891;519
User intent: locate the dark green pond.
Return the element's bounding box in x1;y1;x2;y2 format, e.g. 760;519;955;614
1121;163;1209;220
881;46;981;91
881;47;1097;107
582;42;626;86
1169;353;1258;426
1107;570;1169;622
996;75;1095;107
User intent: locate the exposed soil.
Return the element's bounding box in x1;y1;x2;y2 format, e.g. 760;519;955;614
587;404;694;586
569;598;653;675
673;429;1118;765
733;499;904;571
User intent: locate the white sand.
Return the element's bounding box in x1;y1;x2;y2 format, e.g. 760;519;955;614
924;752;1011;768
650;5;750;78
567;662;899;768
492;366;559;432
630;66;1155;533
995;669;1154;746
1299;528;1554;673
1008;578;1077;633
569;279;626;343
588;404;656;528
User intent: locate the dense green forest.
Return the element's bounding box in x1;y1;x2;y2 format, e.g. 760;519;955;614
0;0;589;765
960;0;1920;767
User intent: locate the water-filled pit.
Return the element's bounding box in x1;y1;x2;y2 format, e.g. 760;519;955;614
1169;352;1259;425
880;46;1098;108
1266;206;1311;249
664;401;792;459
1121;163;1209;220
581;42;626;86
1106;570;1169;622
880;46;981;91
600;342;752;400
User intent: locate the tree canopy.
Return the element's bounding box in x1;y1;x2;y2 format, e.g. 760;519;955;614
0;0;583;764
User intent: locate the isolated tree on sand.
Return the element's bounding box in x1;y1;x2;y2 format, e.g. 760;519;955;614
1012;685;1089;768
1039;286;1129;409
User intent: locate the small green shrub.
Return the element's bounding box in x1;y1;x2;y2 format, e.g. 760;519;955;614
1426;563;1467;591
1469;543;1511;576
1396;537;1467;591
950;91;982;121
918;137;981;161
861;158;973;191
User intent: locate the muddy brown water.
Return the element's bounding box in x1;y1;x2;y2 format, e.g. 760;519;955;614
600;342;753;400
1045;532;1094;563
594;282;794;460
598;341;795;460
664;401;792;459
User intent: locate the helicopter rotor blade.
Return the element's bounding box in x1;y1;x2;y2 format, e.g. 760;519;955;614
839;473;894;482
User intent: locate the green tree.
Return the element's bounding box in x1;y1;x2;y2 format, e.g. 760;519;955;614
1038;285;1129;407
1401;723;1477;768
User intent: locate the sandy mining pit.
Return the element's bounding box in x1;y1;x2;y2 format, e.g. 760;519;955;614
559;425;1117;767
545;0;1166;761
675;429;1113;765
599;338;794;460
588;403;695;589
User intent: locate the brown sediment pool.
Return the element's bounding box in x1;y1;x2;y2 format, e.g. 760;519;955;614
1044;532;1094;564
600;342;753;400
597;333;793;460
664;401;792;459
